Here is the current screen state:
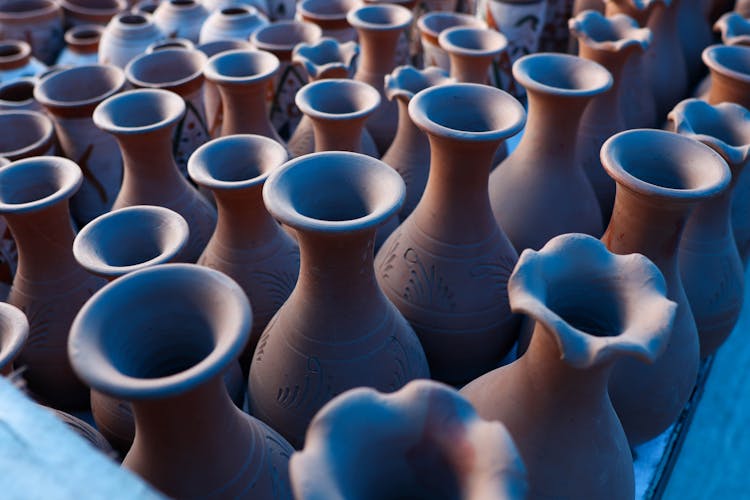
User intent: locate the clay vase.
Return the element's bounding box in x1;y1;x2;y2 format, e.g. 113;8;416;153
249;151;430;447
58;0;125;27
0;0;64;65
488;53;612;252
381;66;451;221
35;64;126;226
291;380;528;500
0;40;46;83
98;12;164;68
68;264;295;498
0;77;41;112
0;109;56;160
569;11;651;224
348;4;414;154
677;0;713;85
0;302;29;376
188;135;299;374
601;129;730;445
295;0;359;42
125;48;210;175
203;49;285;145
417;11;486;71
461;233;677;499
57;25;104;67
0;156;106;410
250;21;322;140
196;39;251;138
153;0;209;42
375;83;524;385
198;6;269;44
715;12;750;46
669;99;749;358
93;89;217;262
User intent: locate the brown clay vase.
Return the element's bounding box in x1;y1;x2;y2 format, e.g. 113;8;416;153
249;151;430;448
0;0;64;65
714;12;750;46
188;135;299;374
0;302;29;376
0;40;46;83
601;128;730;445
0;109;56;160
34;64;126;226
56;24;105;67
375;83;525;385
461;233;677;499
381;65;452;221
348;3;414;154
93;88;217;262
295;0;359;42
291;380;528;499
669;99;749;358
569;10;651;224
0;156;106;410
488;53;612;252
69;264;295;498
417;11;486;71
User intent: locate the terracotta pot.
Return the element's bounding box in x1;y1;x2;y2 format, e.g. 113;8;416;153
126;48;210;176
146;37;194;52
0;109;56;160
677;0;713;85
348;3;413;154
0;302;29;376
417;11;486;71
198;6;269;44
93;88;217;262
669;99;749;358
569;11;651;224
69;264;294;498
35;64;126;226
0;78;41;112
98;12;164;68
601;128;730;445
376;83;524;385
251;21;322;140
703;44;750;109
0;0;64;65
0;156;106;410
0;40;46;83
381;65;451;221
295;0;359;42
249;151;430;447
489;53;611;252
461;233;676;499
153;0;209;42
291;380;528;499
203;48;285;145
714;12;750;46
58;0;126;27
57;25;104;66
188;135;299;374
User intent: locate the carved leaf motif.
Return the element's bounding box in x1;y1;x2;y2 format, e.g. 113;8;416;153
402;248;456;311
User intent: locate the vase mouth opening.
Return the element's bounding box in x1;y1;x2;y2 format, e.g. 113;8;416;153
219;5;256;16
296;79;380;121
69;264;252;400
409;83;525;143
147;38;195;53
188;134;288;190
94;88;185;135
35;64;127;112
61;0;125;16
126;48;207;90
703;44;750;84
0;303;28;373
347;4;413;32
73;206;189;279
715;12;750;44
513;53;613;98
0;78;35;104
197;39;250;57
0;111;55;160
385;65;452;102
669;99;750;160
117;12;150;26
169;0;196;7
602;129;731;201
292;38;359;78
65;25;104;46
568;11;651;52
264;151;404;233
0;41;31;64
298;0;357;20
204;49;280;85
0;155;82;213
417;11;484;39
438;26;507;58
251;21;322;52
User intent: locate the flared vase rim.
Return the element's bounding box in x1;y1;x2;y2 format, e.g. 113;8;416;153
0;155;82;214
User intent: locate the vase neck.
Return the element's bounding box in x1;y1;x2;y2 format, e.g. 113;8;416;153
450;55;492;85
578;48;629;129
682;161;742;242
356;29;401;76
707;72;750;110
389;99;428;155
217;82;276;137
211;186;282;249
311;116;367;152
117;127;184;186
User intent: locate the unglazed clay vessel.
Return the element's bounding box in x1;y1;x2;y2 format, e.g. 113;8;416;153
98;12;164;68
153;0;209;42
0;41;46;83
58;0;125;26
703;44;750;110
601;129;730;445
188;135;299;373
0;78;41;112
489;53;612;252
462;233;676;499
381;65;452;221
249;151;430;448
0;0;64;65
57;25;105;67
569;10;651;223
438;26;506;85
376;83;524;385
0;156;105;410
295;0;359;42
291;380;528;500
348;3;413;154
34;64;126;226
0;110;56;160
715;12;750;46
0;302;29;376
198;6;269;44
69;264;294;498
93;89;217;262
417;11;486;71
670;99;749;357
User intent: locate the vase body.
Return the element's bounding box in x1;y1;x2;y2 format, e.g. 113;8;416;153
0;40;46;83
249;151;430;447
56;25;103;66
153;0;209;42
417;11;486;71
0;0;64;65
295;0;358;42
198;6;269;44
98;12;164;68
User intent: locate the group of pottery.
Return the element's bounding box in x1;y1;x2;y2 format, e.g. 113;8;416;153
0;0;749;497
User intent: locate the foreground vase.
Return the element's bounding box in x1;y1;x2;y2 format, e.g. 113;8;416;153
0;157;105;410
69;264;294;498
0;110;56;160
98;12;164;68
0;302;29;376
601;129;730;445
416;11;486;70
153;0;209;42
198;6;269;44
670;99;749;358
376;83;524;385
93;89;217;262
291;380;528;499
462;233;676;499
0;0;64;65
489;53;611;252
57;25;104;67
188;135;299;373
35;64;126;226
0;41;46;83
348;4;413;154
249;151;430;447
